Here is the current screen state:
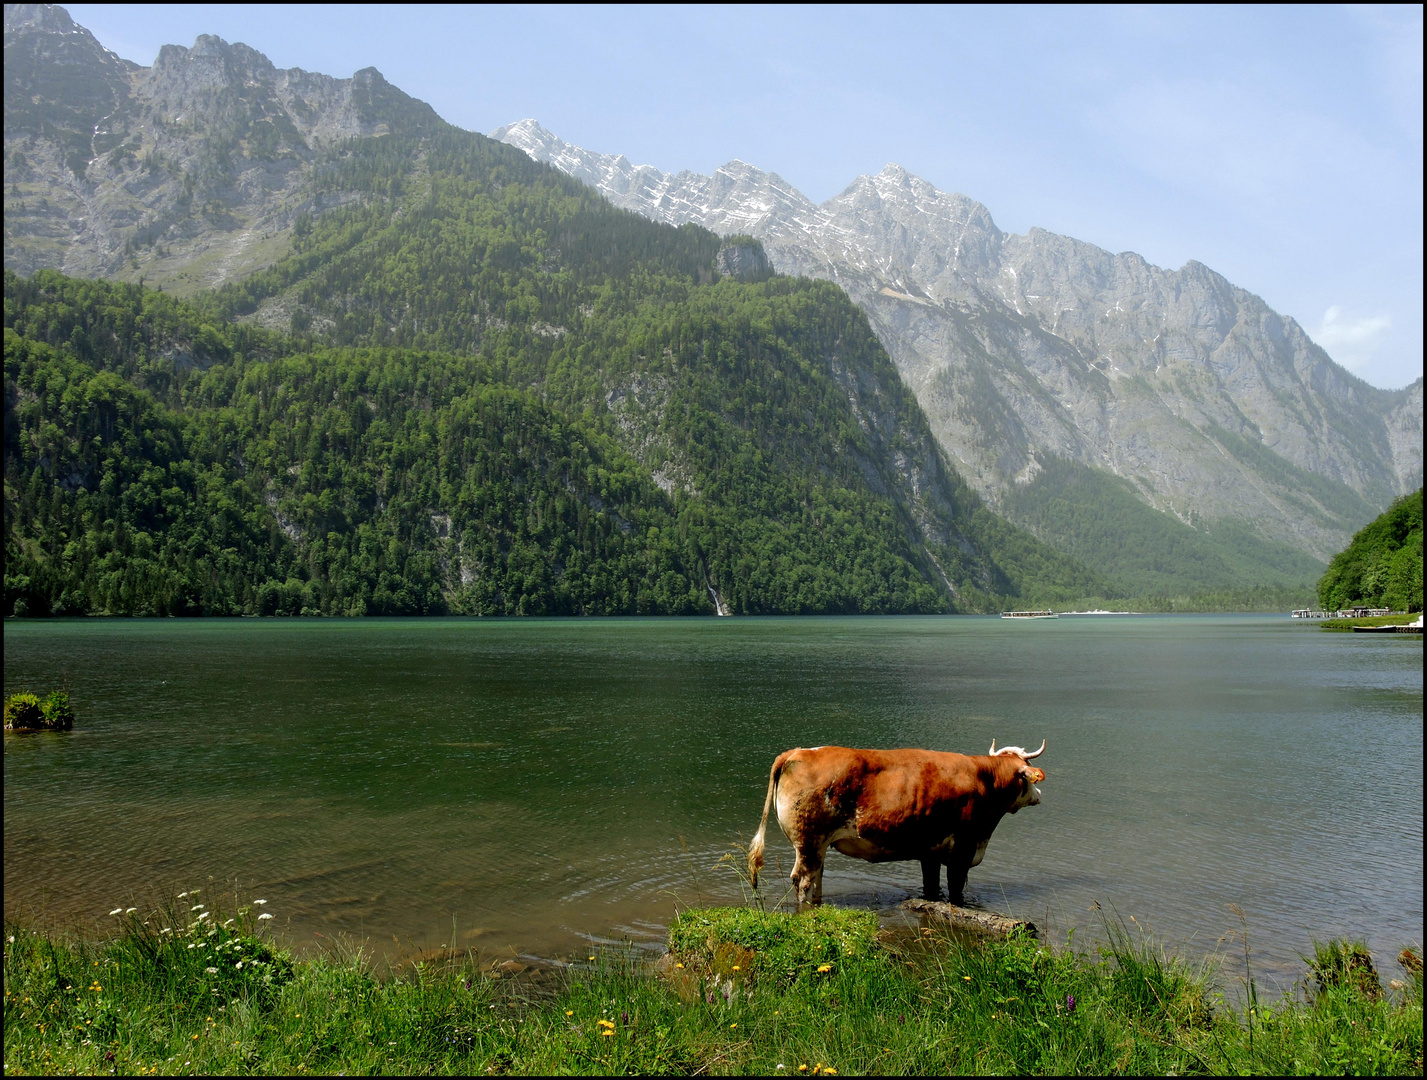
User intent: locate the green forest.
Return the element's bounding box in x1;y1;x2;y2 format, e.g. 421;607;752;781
1316;489;1423;613
2;259;1098;618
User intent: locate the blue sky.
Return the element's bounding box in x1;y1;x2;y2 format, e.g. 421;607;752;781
68;4;1423;390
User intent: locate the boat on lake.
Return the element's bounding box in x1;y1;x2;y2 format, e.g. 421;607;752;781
1001;610;1058;619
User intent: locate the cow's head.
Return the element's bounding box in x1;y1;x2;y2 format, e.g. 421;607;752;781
990;739;1046;812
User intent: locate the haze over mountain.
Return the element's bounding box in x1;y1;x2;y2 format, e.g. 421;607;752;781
493;119;1422;570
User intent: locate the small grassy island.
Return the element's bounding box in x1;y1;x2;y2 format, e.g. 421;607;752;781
2;691;74;731
1319;613;1421;631
3;901;1420;1075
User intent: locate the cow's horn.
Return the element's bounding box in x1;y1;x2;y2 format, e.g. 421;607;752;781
988;739;997;755
1023;740;1046;760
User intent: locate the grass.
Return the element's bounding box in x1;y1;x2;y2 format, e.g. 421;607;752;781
4;900;1422;1075
1320;614;1421;630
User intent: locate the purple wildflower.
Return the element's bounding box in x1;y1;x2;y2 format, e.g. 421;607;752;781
1066;993;1077;1014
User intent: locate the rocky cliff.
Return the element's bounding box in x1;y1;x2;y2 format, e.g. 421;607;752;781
4;3;438;294
494;119;1422;563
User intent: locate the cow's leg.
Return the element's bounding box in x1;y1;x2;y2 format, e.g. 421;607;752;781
920;857;942;901
946;854;972;904
789;845;824;908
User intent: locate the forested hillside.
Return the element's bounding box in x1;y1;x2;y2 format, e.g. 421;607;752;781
2;10;1108;619
1317;490;1423;613
1001;455;1326;597
4;264;1105;616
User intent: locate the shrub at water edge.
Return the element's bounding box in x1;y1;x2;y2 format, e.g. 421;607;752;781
3;691;74;731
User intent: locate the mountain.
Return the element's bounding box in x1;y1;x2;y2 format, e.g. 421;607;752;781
492;120;1423;577
5;2;440;292
4;6;1110;616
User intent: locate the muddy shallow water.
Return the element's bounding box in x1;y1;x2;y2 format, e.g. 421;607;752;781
4;615;1421;988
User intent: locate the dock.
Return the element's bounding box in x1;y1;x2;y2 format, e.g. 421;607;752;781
1293;608;1392;619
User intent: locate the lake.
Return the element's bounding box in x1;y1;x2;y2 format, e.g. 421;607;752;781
4;615;1421;988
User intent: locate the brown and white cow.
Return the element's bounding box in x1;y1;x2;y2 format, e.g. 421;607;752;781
748;740;1046;905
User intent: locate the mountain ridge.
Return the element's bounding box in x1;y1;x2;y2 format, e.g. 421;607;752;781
5;2;441;292
492;118;1421;565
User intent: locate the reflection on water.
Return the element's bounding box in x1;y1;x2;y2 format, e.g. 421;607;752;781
4;615;1422;986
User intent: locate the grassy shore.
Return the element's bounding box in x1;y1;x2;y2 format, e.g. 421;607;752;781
1320;614;1421;630
3;899;1421;1076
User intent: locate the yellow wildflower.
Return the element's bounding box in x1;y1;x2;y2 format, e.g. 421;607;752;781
817;964;832;973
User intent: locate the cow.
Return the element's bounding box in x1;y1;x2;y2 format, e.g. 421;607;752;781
748;740;1046;905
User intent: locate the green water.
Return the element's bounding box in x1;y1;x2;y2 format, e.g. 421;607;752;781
4;615;1421;985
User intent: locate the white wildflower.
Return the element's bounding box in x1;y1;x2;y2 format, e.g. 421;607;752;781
252;899;267;905
235;961;243;969
187;943;197;950
258;913;274;920
109;908;124;916
178;892;189;899
205;967;218;975
125;907;136;915
190;904;204;912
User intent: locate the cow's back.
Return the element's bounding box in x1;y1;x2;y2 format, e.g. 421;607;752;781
776;746;987;855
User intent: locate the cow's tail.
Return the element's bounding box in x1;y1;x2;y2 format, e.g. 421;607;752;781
748;752;789;889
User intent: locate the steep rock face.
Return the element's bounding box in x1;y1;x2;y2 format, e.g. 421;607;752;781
493;119;1422;561
715;238;771;281
4;4;437;293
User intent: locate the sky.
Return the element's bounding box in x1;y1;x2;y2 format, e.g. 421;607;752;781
67;4;1424;390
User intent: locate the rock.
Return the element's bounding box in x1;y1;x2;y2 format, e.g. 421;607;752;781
716;240;771;281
